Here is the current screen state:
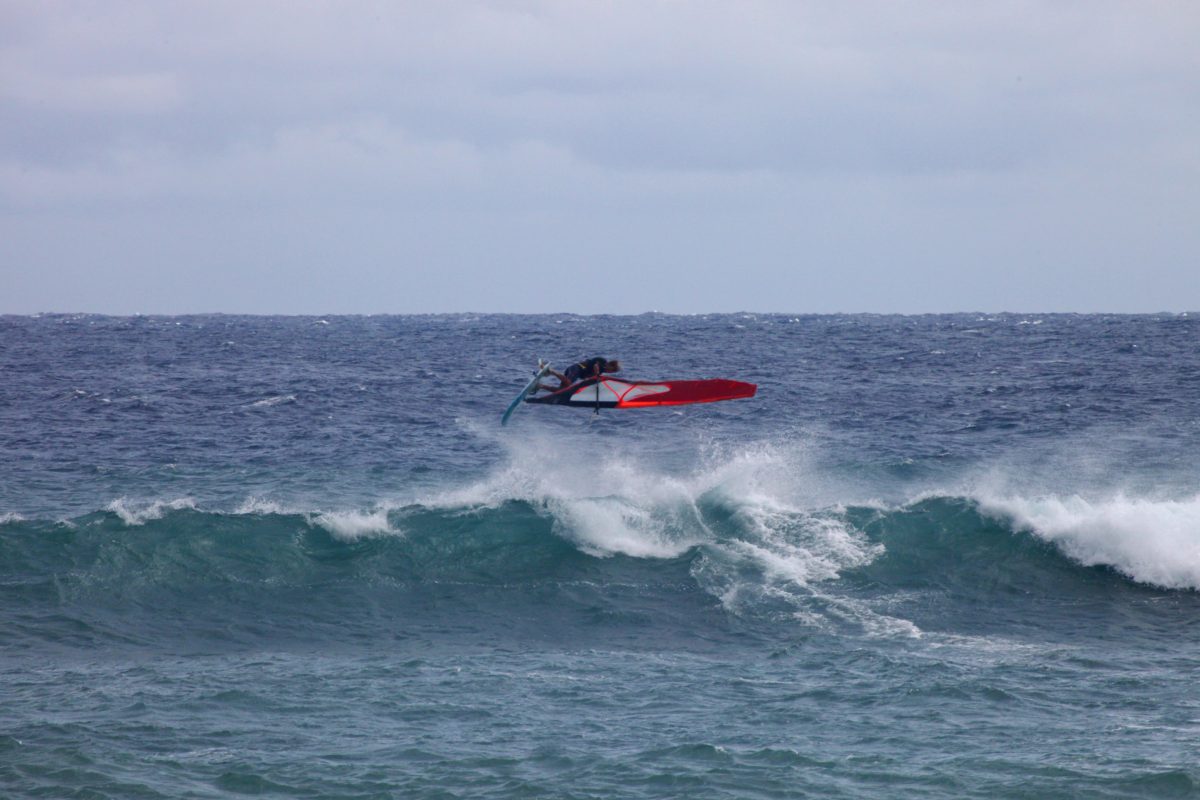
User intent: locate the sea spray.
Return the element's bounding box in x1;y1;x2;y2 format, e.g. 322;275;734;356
979;492;1200;590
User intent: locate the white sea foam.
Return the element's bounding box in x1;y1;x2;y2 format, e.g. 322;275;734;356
979;492;1200;590
106;497;197;525
0;511;25;525
233;496;401;539
428;425;834;560
722;500;880;587
425;437;703;558
233;496;288;515
428;424;907;633
249;394;296;408
695;485;908;635
312;508;398;540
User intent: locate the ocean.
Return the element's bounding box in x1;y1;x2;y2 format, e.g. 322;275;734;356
2;312;1199;798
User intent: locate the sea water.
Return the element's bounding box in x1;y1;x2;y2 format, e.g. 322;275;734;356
2;313;1198;798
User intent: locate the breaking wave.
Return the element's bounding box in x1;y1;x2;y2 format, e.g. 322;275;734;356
0;438;857;650
4;438;1198;653
980;493;1200;590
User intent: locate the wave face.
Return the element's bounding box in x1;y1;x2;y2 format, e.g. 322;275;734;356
3;313;1200;799
5;482;1198;653
0;490;883;652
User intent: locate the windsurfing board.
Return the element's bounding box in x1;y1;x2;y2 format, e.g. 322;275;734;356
501;361;552;426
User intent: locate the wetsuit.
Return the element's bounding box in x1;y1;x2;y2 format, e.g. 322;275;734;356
562;357;608;384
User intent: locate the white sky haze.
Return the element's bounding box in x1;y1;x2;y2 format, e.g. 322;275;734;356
2;1;1198;313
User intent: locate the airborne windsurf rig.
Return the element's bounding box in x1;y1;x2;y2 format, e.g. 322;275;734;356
501;361;756;425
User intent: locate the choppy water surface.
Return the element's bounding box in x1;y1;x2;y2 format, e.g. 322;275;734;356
2;313;1199;798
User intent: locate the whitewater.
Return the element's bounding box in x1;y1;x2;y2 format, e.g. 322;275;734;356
2;312;1199;798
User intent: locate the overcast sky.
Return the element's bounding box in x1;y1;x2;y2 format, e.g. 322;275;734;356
2;1;1198;314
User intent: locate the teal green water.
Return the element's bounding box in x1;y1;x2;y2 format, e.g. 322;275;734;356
2;313;1199;798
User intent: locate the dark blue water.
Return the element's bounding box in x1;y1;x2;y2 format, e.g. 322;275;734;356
3;313;1199;798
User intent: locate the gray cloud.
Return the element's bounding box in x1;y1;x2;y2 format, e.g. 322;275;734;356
2;1;1198;312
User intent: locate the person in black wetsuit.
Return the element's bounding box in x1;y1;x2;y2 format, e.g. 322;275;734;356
539;357;621;392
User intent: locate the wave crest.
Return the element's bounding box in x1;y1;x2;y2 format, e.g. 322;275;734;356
105;497;197;525
311;508;398;540
981;493;1200;590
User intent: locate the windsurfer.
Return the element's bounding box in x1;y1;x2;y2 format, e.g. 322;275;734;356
538;357;621;392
